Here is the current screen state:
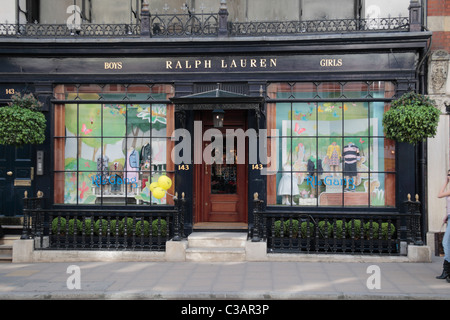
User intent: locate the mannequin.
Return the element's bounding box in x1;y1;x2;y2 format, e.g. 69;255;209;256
343;142;360;191
278;153;299;205
96;155;109;194
326;142;341;176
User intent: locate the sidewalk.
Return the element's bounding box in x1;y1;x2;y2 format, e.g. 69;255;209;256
0;256;449;300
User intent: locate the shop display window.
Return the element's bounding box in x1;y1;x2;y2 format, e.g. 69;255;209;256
53;84;175;205
266;81;396;207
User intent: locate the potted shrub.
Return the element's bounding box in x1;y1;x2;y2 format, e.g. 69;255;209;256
382;92;440;144
0;93;46;146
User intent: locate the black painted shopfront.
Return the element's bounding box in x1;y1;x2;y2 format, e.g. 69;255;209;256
0;29;430;252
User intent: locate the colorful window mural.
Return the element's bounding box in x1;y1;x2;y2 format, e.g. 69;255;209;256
53;84;175;205
266;82;396;207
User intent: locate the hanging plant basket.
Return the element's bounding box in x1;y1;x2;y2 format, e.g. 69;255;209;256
382;92;441;145
0;93;46;147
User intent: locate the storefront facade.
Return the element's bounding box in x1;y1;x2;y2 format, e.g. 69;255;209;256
0;33;429;221
0;0;434;257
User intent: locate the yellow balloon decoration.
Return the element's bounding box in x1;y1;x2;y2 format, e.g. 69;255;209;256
149;182;159;193
157;175;172;190
152;187;166;199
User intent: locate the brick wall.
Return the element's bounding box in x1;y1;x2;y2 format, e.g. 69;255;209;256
427;0;450;51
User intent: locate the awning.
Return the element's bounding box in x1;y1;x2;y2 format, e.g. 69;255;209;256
170;88;264;111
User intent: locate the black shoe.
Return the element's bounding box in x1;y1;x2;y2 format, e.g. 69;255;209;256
436;269;449;279
437;260;450;280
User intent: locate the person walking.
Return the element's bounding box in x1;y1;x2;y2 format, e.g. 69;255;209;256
437;171;450;283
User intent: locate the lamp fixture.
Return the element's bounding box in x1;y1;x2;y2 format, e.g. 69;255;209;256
213;109;225;128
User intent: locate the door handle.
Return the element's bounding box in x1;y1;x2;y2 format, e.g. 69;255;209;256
7;171;13;176
205;165;208;175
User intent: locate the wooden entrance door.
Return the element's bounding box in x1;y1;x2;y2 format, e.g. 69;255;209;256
195;110;248;223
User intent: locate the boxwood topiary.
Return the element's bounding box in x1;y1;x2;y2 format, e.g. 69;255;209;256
300;221;315;238
51;217;66;234
364;222;380;239
380;222;396;240
136;220;150;237
346;219;363;239
94;219;109;236
318;220;332;238
68;219;82;236
284;219;299;238
332;220;346;239
152;219;167;237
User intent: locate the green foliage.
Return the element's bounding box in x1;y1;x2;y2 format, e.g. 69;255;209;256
382;92;440;144
346;219;363;238
136;220;150;237
94;219;109;236
364;222;380;239
299;221;315;238
318;220;332;238
332;220;347;239
152;219;167;237
68;219;82;235
0;93;46;146
273;219;299;238
9;93;43;111
51;217;66;234
380;222;396;240
363;222;395;239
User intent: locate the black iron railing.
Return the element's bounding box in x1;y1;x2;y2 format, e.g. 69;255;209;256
230;17;409;36
0;16;409;38
0;23;141;37
251;193;423;255
151;13;218;37
22;193;186;251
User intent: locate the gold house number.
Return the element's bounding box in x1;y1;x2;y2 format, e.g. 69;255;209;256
252;164;263;170
178;164;190;170
5;89;15;94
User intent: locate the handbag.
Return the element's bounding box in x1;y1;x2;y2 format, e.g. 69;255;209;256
434;225;446;257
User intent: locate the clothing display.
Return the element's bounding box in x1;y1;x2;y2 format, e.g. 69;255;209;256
343;142;360;177
278;164;300;196
128;148;139;168
126;148;139;181
96;155;109;179
140;143;151;164
109;162;124;178
327;143;341;166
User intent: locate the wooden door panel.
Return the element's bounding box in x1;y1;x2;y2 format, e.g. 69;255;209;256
196;110;248;224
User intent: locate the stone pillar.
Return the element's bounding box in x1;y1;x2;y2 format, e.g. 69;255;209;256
408;0;422;32
218;0;229;37
140;0;151;37
427;50;450;255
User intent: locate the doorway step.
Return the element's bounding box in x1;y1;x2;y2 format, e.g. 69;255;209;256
193;222;248;233
0;235;20;263
186;232;247;262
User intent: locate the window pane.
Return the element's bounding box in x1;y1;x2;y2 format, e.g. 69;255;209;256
368;173;395;207
292;102;316;136
318;102;342;136
344;102;369;136
343;82;369;98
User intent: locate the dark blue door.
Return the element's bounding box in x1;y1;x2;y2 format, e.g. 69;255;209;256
0;145;33;216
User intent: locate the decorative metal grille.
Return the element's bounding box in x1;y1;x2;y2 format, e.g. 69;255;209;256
230;17;410;36
151;12;218;37
0;16;409;38
0;23;140;37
